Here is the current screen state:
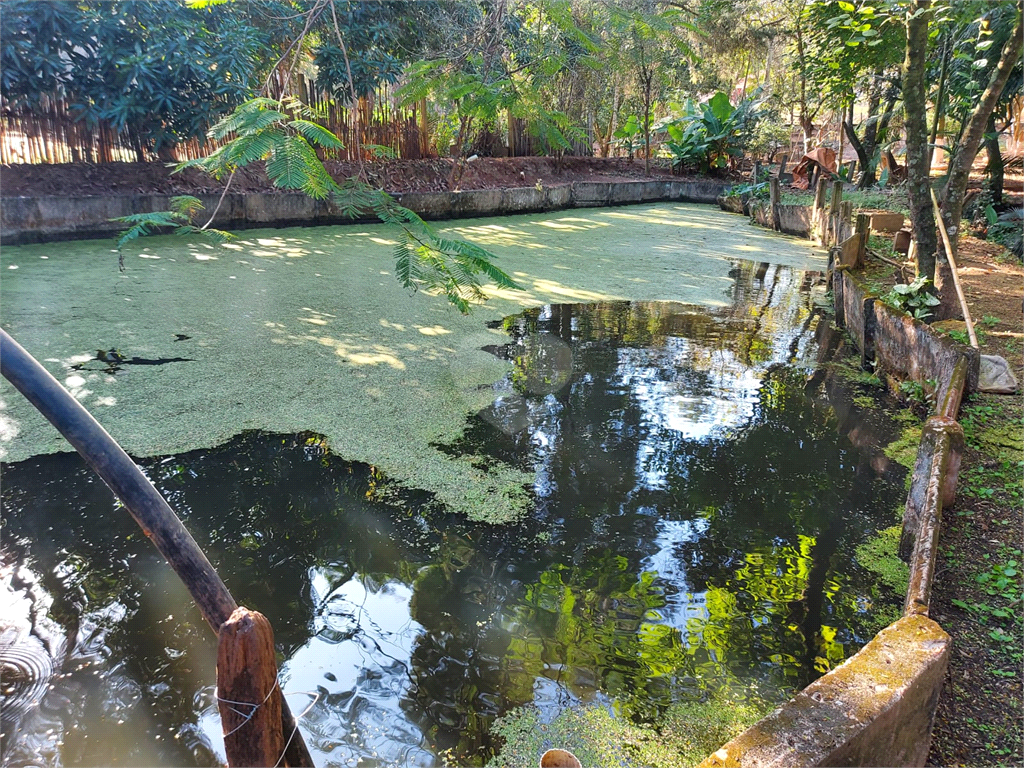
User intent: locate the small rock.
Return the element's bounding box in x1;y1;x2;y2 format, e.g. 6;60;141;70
540;749;581;768
978;354;1019;394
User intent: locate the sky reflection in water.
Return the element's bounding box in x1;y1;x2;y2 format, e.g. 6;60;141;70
1;261;906;767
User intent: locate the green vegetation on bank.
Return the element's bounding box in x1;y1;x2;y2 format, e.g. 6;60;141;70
488;692;770;768
855;525;909;596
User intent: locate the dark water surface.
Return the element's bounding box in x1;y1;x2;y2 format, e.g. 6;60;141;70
1;263;906;767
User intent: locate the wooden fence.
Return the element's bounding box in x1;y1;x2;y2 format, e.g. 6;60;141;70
0;78;429;165
0;75;587;165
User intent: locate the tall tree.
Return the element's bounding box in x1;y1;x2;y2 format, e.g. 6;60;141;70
903;0;938;283
802;0;905;188
939;4;1023;254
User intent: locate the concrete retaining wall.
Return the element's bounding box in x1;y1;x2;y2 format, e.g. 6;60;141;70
709;191;974;768
699;615;950;768
831;268;979;410
716;194;747;214
871;300;980;417
0;178;727;245
777;204;811;237
902;418;964;612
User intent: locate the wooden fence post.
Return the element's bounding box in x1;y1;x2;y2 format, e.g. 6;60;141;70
828;180;844;246
218;608;285;768
0;329;315;768
855;212;871;268
812;175;829;243
769;177;781;231
840;200;855;241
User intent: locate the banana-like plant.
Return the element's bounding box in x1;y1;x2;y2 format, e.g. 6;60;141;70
174;97;520;312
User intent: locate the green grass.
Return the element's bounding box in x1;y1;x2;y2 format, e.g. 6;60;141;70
778;187;909;216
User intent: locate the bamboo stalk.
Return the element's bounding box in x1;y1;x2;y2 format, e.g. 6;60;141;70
930;187;978;348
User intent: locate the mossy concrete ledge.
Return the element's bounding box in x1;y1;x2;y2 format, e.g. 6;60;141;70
714;198;971;768
0;179;727;245
698;615;950;768
902;417;964;614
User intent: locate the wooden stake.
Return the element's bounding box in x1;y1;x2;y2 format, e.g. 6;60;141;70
930;188;979;348
828;181;844;246
812;175;829;240
218;608;285;768
769;177;781;231
855;212;870;269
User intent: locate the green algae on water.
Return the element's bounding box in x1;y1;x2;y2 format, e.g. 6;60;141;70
0;203;825;523
855;526;909;595
488;693;770;768
884;421;923;472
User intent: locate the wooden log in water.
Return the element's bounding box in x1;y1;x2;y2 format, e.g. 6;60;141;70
218;607;285;768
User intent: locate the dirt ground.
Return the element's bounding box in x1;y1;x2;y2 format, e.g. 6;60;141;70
925;239;1023;768
860;234;1024;767
0;156;705;197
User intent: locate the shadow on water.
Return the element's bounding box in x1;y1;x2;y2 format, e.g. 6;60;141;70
1;261;907;767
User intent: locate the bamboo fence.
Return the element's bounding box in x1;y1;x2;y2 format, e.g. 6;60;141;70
1;75;562;166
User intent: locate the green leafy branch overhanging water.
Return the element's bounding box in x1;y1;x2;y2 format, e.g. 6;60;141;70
111;194;234;271
115;96;520;313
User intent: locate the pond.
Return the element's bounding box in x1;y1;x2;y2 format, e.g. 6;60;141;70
1;258;907;767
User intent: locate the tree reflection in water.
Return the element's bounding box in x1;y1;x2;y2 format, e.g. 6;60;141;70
1;262;905;767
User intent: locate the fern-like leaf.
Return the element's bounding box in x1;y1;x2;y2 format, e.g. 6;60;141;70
289;119;344;150
208;98;283;139
174;225;235;243
265;135;314;192
169;195;204;218
223;129;278;167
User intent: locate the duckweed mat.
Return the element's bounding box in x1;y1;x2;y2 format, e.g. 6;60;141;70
0;203;824;521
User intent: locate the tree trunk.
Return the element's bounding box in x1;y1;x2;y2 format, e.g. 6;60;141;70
608;85;620;158
927;35;950;169
985;113;1004;206
941;9;1023;254
642;74;652;176
846;88;880;188
848;80;899;190
420;98;430;157
903;0;938;285
795;16;813;154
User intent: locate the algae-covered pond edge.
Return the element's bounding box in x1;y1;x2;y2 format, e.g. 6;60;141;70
0;202;827;523
488;692;771;768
